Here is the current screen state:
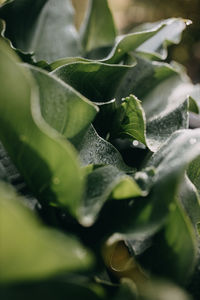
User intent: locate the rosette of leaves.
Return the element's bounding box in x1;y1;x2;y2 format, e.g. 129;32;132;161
0;0;200;299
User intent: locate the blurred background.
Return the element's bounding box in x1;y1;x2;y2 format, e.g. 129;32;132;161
72;0;200;83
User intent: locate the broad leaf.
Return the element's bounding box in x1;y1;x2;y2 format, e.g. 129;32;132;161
0;182;92;283
52;60;131;102
102;26;163;64
140;201;198;284
77;125;130;171
133;18;188;60
115;56;177;101
80;165;142;226
0;0;81;62
143;129;200;226
178;175;200;231
80;0;116;56
143;74;192;151
29;64;98;144
0;39;83;216
114;278;191;300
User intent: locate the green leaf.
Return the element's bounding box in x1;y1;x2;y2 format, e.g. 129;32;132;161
80;165;142;226
115;57;192;151
52;60;131;102
110;95;146;145
189;96;199;114
0;39;83;216
77;125;130;172
187;156;200;196
102;25;163;64
0;0;81;63
142;129;200;226
0;280;103;300
28;65;98;145
80;0;116;55
143;74;192;151
114;278;191;300
137;279;191;300
0;142;41;211
0;279;104;300
133;18;188;60
0;181;93;283
141;201;198;284
115;56;177;101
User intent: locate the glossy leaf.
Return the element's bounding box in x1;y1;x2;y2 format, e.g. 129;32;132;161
0;182;92;283
0;0;81;62
80;0;116;55
0;39;83;216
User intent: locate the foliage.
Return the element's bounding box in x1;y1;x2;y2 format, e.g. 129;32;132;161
0;0;200;299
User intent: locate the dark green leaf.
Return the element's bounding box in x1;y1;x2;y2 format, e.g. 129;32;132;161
0;181;93;283
0;0;81;63
28;64;98;145
80;165;142;226
0;279;104;300
52;60;131;102
80;0;116;55
143;129;200;226
77;125;130;171
0;39;83;217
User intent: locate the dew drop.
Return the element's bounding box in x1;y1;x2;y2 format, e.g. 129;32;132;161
132;140;139;147
189;138;197;145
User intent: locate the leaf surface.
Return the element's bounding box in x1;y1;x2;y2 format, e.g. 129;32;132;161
0;182;92;283
0;0;81;62
29;65;98;144
0;39;83;216
80;0;116;55
133;18;187;60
